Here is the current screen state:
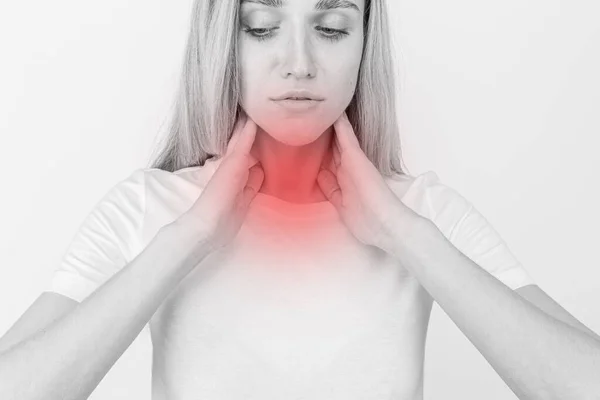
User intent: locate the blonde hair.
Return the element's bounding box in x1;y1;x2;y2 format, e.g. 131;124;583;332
147;0;410;177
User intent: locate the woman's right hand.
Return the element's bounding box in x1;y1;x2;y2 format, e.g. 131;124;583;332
172;113;264;252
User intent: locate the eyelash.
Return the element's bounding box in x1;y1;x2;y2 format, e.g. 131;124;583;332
243;26;349;43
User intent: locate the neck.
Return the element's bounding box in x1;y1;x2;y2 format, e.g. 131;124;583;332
250;126;335;204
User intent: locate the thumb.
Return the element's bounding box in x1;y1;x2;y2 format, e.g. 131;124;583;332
317;168;342;209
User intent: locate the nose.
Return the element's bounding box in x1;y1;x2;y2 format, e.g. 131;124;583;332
280;27;317;79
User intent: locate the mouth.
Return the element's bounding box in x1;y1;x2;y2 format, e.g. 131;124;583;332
273;98;323;111
275;98;322;101
283;97;318;101
272;90;325;101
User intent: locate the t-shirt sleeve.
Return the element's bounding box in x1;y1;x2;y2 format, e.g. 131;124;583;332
44;168;146;303
422;171;535;290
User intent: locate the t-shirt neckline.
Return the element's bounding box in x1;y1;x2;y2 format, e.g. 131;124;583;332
251;191;338;219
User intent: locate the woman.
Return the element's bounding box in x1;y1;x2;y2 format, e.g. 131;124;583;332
1;0;599;399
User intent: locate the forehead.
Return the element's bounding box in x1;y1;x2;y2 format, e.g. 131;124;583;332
240;0;363;14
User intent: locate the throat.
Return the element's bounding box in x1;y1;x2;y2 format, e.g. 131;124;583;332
256;184;329;204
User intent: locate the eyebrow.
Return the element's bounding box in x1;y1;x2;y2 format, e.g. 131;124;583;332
241;0;361;13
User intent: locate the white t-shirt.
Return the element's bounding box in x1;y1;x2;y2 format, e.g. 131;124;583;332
45;156;535;400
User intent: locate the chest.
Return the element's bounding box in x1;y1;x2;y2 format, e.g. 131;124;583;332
149;218;433;376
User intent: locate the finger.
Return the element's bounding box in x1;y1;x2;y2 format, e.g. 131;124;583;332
320;145;335;175
317;169;343;209
242;162;264;206
332;139;341;167
333;111;361;153
333;113;373;180
247;153;259;169
333;127;342;157
226;116;246;157
233;117;257;156
324;147;338;176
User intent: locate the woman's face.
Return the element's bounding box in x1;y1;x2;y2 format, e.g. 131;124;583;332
238;0;365;146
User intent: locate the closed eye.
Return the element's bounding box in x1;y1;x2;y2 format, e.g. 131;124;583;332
242;26;349;42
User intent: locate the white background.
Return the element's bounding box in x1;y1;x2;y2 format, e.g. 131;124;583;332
1;0;599;399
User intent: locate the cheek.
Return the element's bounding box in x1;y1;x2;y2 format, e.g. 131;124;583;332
328;58;360;98
332;73;358;107
348;77;356;93
239;67;261;105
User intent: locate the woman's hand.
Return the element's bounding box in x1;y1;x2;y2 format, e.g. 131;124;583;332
316;111;425;255
173;112;264;252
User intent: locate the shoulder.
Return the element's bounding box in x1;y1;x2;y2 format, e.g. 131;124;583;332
384;170;467;222
384;170;441;200
103;162;215;199
98;163;212;219
384;170;441;193
141;156;223;188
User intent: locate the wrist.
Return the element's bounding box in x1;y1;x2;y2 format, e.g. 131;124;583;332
159;219;216;268
388;211;435;260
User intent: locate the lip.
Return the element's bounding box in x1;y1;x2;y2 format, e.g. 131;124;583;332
272;89;325;101
273;99;322;112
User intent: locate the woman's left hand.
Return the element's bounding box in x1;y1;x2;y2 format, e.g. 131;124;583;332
317;111;425;255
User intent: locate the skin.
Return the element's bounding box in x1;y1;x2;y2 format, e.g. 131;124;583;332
183;3;600;398
184;3;600;398
238;0;365;203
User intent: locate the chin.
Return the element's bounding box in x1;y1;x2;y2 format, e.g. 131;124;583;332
270;133;321;146
256;116;333;146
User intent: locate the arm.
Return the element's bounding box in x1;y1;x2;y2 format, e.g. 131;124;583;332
391;219;600;400
514;284;600;342
0;223;212;400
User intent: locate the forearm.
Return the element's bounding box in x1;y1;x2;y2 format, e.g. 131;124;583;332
392;219;600;400
0;223;213;400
